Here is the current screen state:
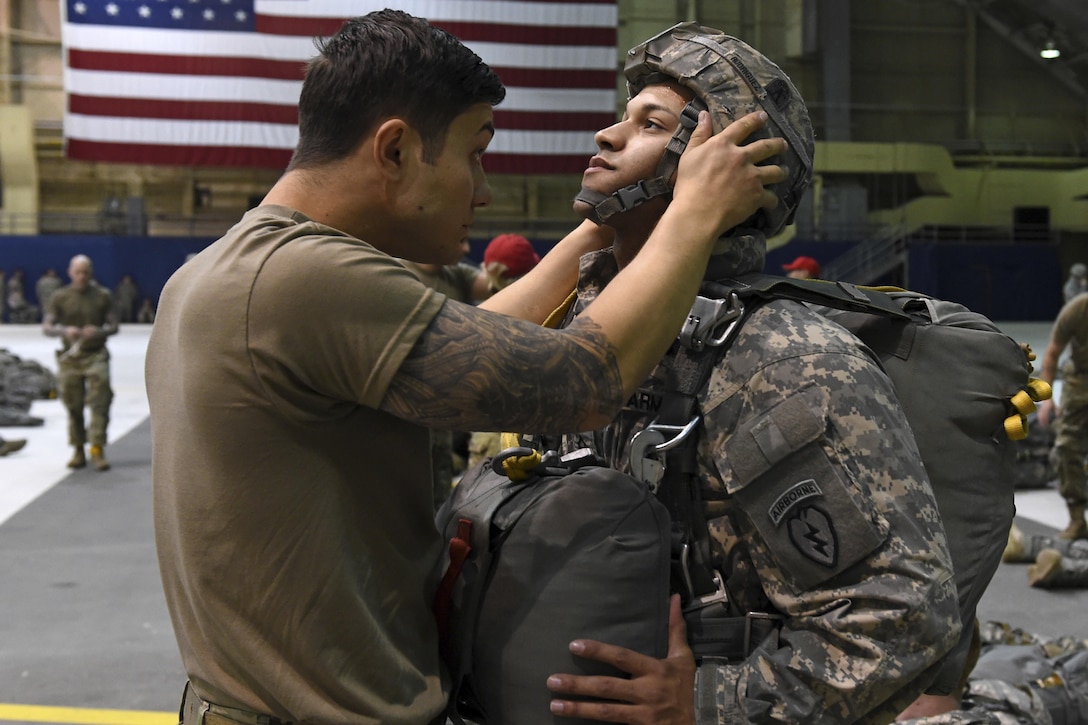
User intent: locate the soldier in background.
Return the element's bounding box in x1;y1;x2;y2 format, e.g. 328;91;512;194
35;268;63;313
136;297;156;324
1063;263;1088;304
481;233;540;293
112;273;140;324
781;254;821;280
1036;293;1088;540
899;621;1088;724
42;255;117;471
1002;523;1088;589
0;436;27;456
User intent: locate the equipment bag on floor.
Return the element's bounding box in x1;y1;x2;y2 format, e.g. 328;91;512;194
433;446;671;725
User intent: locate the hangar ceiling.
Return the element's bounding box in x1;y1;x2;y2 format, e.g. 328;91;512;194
950;0;1088;98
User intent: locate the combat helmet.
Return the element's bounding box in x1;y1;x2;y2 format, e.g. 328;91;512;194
576;22;815;238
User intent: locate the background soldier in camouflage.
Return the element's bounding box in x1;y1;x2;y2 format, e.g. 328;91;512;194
1037;293;1088;540
541;25;960;724
899;622;1088;724
1002;523;1088;589
42;255;117;471
0;435;27;456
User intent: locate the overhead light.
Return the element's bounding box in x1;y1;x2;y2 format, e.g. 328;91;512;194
1041;40;1061;59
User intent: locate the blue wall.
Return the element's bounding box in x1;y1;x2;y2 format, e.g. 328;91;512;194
905;242;1063;322
0;234;1065;322
0;234;217;308
771;239;1063;321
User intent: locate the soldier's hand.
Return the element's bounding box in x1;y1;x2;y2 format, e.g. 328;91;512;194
63;326;82;343
671;110;788;240
546;594;695;724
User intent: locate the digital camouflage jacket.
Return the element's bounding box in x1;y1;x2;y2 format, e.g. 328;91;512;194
555;235;961;723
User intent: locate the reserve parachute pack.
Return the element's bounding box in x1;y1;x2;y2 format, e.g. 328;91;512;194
433;445;671;725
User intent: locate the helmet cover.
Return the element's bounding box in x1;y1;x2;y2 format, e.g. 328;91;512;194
625;22;815;237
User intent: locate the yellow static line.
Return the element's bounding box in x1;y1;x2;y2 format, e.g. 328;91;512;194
0;704;174;725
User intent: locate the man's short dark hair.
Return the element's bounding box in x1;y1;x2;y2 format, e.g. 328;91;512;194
288;9;506;170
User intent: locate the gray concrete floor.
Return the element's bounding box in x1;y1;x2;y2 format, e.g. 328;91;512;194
0;321;1085;723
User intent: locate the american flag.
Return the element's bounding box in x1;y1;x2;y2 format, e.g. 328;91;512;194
61;0;617;173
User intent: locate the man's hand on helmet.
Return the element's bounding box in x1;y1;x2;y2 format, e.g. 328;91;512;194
671;109;788;241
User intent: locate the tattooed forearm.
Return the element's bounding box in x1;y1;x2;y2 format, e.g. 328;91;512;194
381;300;624;434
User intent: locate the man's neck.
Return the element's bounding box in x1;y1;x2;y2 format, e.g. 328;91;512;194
611;230;649;270
606;204;665;269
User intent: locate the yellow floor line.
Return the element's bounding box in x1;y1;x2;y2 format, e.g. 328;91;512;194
0;704;174;725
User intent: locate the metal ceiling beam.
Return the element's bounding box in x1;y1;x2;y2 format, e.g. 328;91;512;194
949;0;1087;100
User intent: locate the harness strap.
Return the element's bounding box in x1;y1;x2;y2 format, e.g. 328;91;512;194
653;341;737;603
684;611;782;661
701;273;912;321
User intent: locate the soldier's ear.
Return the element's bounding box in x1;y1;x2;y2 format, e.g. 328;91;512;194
373;118;424;182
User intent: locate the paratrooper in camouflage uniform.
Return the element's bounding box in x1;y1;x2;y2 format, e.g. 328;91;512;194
43;255;118;471
1037;293;1088;540
542;24;960;724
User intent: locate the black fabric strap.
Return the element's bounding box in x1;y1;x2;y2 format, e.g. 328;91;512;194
684;612;780;661
702;273;912;321
656;342;734;601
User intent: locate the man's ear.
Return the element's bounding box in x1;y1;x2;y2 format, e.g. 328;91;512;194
373;118;418;179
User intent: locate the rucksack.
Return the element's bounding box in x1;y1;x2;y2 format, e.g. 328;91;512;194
665;272;1050;690
433;446;671;724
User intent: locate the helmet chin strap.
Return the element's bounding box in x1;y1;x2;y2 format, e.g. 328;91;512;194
575;99;705;225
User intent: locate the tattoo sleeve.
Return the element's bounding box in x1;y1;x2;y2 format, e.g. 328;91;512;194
381;299;624;434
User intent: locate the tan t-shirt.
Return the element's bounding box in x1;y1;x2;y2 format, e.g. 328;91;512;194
146;206;447;723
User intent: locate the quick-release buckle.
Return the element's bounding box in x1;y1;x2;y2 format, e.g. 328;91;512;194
679;292;745;351
743;612;784;656
615;180;654;212
681;552;729;612
629;416;700;492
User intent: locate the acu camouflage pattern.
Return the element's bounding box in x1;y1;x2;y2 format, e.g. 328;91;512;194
1053;367;1088;507
0;348;55;427
554;235;960;723
624;22;815;237
899;623;1088;725
1048;294;1088;506
48;282;116;448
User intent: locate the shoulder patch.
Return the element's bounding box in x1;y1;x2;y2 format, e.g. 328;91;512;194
786;506;837;567
768;479;822;526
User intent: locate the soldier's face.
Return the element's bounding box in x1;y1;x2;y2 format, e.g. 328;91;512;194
68;260;92;290
575;81;694;219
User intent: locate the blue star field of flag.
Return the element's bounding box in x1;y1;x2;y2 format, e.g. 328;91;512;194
66;0;256;32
